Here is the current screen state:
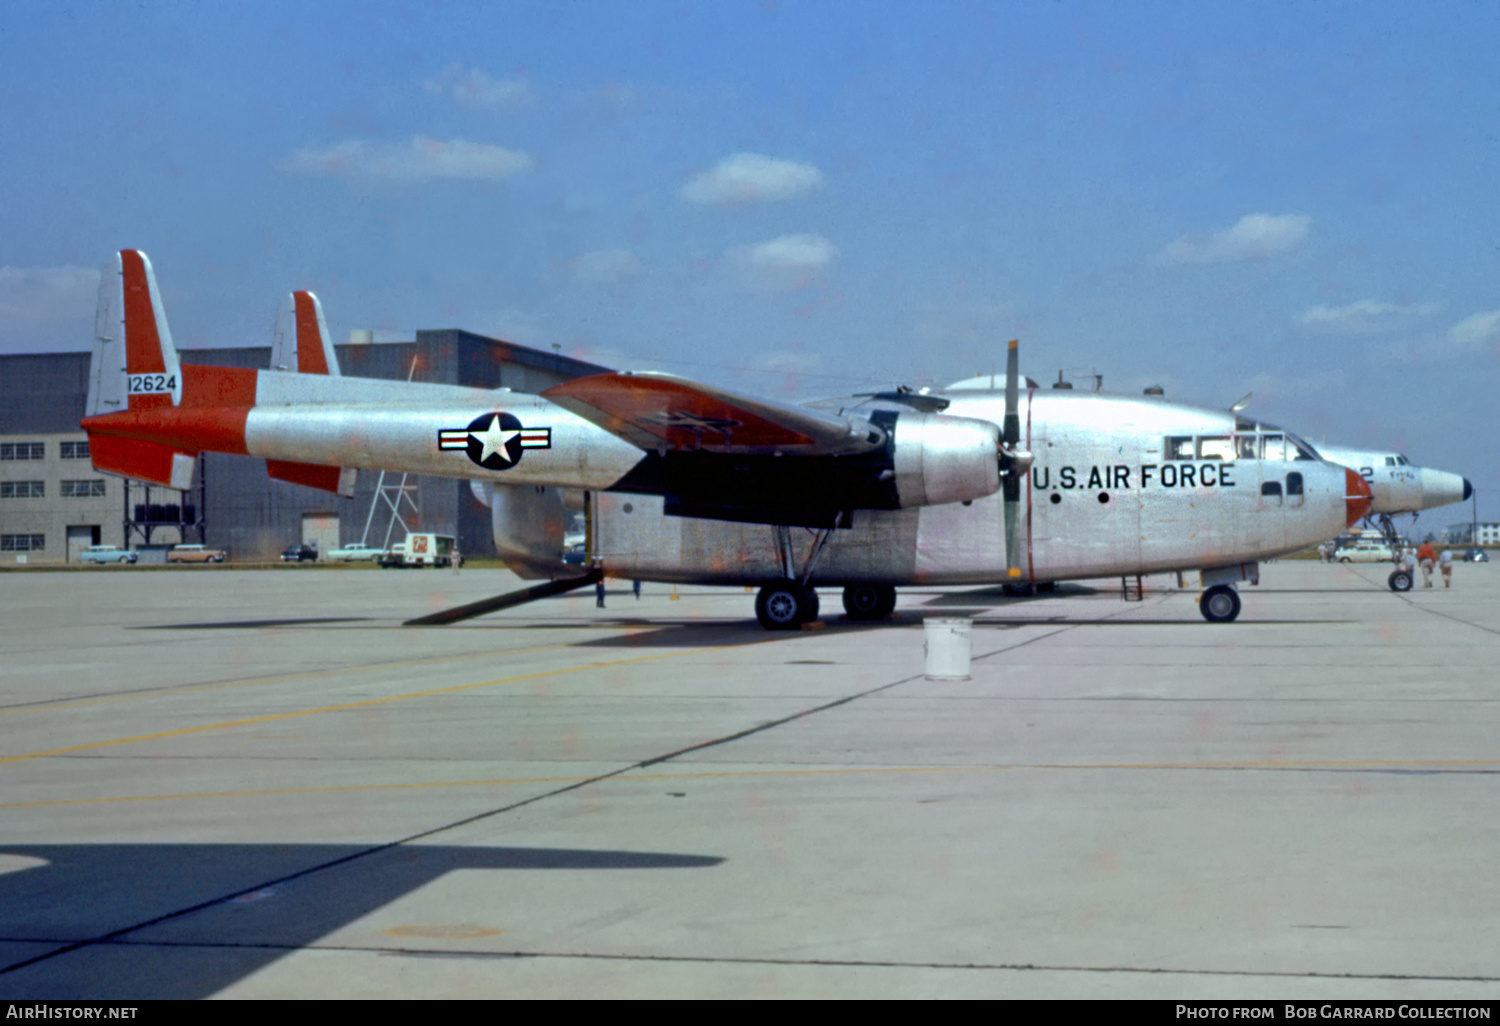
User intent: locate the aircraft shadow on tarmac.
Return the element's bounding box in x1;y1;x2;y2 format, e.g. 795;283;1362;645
0;842;723;999
135;617;376;630
917;582;1102;603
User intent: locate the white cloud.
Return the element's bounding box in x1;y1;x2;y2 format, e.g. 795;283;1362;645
0;265;100;343
1447;310;1500;352
728;234;837;291
283;137;533;183
1298;299;1439;334
424;63;532;110
1158;213;1311;265
567;250;642;284
681;153;824;206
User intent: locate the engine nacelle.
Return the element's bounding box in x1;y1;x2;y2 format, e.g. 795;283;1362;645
488;481;571;579
889;413;1002;509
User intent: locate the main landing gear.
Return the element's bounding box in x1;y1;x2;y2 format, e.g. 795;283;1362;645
755;582;820;630
754;583;900;629
1199;584;1242;623
841;583;897;620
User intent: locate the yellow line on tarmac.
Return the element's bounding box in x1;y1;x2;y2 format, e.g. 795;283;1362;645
0;643;575;719
7;758;1500;810
0;643;752;766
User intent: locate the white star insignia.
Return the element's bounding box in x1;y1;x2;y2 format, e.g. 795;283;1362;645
472;415;520;464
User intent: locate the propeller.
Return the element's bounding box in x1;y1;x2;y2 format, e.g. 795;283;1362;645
998;339;1034;579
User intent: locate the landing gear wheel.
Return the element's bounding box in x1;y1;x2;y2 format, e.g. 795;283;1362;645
1002;582;1035;597
1388;569;1414;592
842;584;896;620
1199;584;1242;623
756;583;819;630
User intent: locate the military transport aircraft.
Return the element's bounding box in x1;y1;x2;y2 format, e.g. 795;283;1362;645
81;250;1374;628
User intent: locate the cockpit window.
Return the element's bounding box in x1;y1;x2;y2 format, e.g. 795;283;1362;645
1397;455;1410;466
1165;436;1195;460
1289;435;1317;461
1197;436;1234;460
1260;434;1286;461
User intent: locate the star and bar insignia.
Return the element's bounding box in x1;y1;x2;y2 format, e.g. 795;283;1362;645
438;413;551;471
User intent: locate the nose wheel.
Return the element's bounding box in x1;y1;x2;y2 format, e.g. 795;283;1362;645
755;583;820;630
1199;584;1242;623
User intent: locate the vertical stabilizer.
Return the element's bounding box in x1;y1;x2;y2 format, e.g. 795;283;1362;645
271;291;341;375
84;250;199;489
94;250;184;412
265;290;356;497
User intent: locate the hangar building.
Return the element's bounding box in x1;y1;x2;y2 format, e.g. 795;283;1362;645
0;331;608;563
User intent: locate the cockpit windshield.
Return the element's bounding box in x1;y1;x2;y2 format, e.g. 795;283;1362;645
1168;421;1319;461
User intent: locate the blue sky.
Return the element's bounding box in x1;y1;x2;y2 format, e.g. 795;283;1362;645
2;0;1496;521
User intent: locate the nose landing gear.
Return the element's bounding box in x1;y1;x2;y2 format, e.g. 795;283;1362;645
1199;584;1242;623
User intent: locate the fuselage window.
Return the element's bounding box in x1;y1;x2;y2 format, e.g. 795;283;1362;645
1164;436;1194;460
1261;481;1282;497
1235;435;1258;460
1197;436;1234;460
1286;472;1303;496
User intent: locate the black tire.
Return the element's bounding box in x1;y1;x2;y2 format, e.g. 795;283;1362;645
756;583;819;630
1338;557;1351;563
1200;584;1242;623
1002;582;1034;597
842;584;896;620
1388;570;1413;592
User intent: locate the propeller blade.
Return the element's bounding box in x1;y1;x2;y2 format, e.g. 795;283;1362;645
1002;339;1023;578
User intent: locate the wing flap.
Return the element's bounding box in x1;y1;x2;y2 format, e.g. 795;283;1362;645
542;372;882;456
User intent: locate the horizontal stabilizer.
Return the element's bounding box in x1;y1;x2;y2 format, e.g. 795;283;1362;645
89;434;196;490
542;372;884;456
267;459;357;498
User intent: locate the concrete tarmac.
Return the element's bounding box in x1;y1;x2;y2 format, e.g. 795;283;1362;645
0;559;1496;999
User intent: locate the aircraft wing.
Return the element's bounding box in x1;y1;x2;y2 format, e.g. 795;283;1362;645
541;372;885;457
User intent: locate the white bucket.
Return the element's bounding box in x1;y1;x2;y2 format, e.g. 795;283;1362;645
924;617;972;681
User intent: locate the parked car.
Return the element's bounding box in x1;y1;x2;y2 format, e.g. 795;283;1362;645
562;542;587;566
1333;542;1394;563
1464;547;1490;563
280;543;319;563
166;544;226;563
327;543;382;562
79;545;137;565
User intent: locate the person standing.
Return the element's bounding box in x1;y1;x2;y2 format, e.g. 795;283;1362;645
1440;548;1454;588
1417;540;1437;588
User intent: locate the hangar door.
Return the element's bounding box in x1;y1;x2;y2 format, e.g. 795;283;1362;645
301;513;340;559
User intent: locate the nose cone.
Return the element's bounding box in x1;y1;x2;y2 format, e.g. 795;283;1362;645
1419;468;1470;511
1345;467;1373;527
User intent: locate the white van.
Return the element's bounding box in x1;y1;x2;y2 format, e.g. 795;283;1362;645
378;533;455;568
